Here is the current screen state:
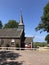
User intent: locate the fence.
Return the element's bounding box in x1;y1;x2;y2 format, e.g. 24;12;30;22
0;47;49;51
0;47;37;51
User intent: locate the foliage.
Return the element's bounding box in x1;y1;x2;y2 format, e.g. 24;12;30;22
45;34;49;44
0;20;3;29
16;44;19;50
4;20;18;28
35;2;49;32
33;42;47;48
16;44;19;47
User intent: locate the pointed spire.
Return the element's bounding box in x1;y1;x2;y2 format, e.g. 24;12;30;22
19;10;24;25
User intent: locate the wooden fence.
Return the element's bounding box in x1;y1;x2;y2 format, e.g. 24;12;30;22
0;47;37;51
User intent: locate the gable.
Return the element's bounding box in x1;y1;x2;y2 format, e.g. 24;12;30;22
25;37;33;43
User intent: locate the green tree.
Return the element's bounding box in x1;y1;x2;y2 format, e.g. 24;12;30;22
4;20;18;28
35;2;49;32
45;34;49;44
0;20;3;29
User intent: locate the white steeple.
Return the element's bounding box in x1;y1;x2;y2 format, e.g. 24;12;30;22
19;10;24;25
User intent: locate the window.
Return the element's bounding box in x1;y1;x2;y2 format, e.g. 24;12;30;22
1;39;4;45
11;39;15;45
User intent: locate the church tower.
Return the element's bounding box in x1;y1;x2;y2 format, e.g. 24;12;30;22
18;11;25;48
18;11;24;30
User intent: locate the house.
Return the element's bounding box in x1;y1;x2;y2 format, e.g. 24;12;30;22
25;37;33;48
0;13;33;48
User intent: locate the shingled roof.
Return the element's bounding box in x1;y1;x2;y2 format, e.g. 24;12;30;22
0;28;23;38
25;37;33;43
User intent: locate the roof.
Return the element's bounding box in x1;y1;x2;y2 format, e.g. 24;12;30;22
0;28;23;38
25;37;33;43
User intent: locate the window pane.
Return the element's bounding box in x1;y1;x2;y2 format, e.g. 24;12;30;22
1;39;4;45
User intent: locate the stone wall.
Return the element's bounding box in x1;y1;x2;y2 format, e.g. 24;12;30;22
0;38;21;47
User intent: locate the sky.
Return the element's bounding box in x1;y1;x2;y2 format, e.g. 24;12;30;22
0;0;49;42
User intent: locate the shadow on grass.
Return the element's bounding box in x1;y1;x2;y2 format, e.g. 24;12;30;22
0;51;23;65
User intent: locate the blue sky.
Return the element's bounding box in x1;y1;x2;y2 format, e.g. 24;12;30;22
0;0;49;42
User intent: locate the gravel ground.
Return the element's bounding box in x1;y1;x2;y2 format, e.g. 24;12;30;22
0;50;49;65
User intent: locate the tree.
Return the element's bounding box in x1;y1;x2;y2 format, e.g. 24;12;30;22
45;34;49;44
35;2;49;32
0;20;3;29
4;20;18;28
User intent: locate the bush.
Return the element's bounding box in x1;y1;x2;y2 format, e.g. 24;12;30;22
16;44;19;50
33;42;47;48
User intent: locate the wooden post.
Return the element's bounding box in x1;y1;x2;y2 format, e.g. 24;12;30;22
31;42;32;48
